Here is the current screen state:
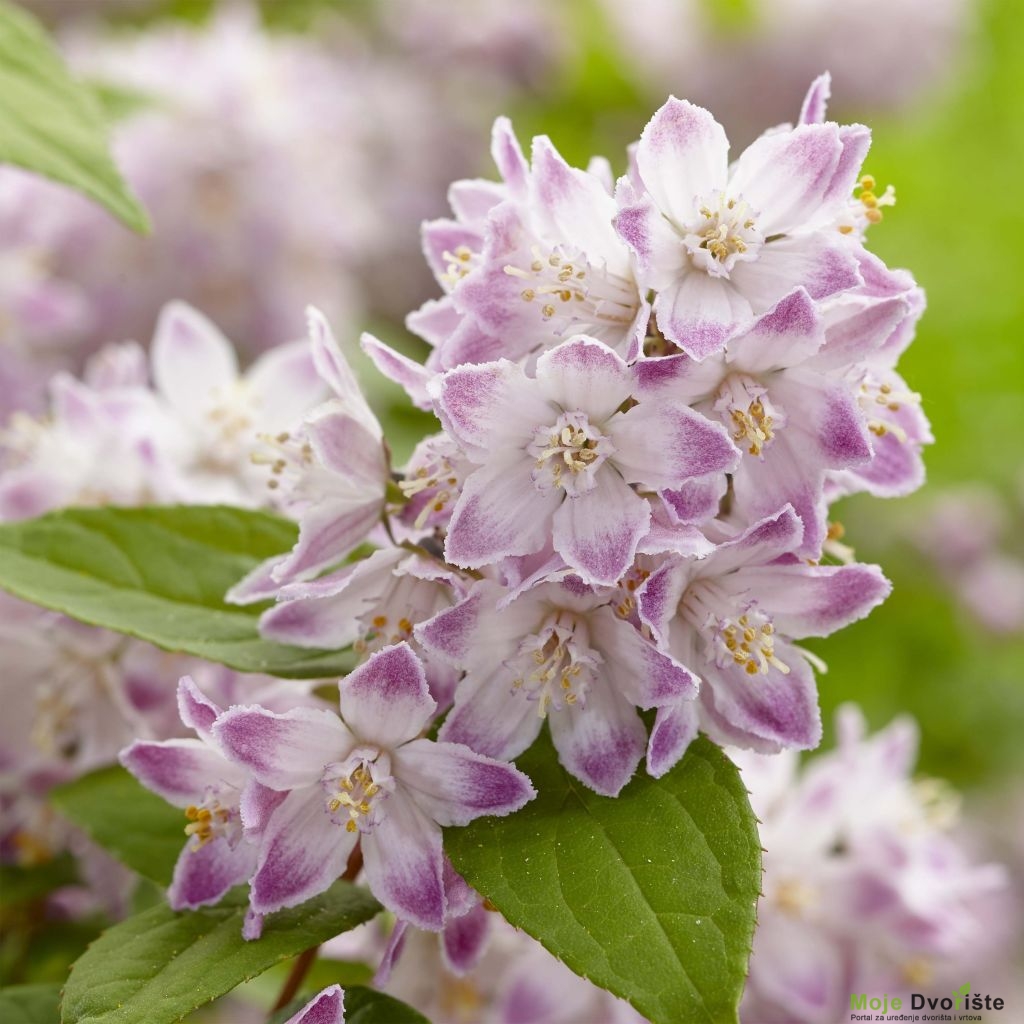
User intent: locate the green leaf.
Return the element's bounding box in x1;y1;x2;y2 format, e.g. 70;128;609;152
61;882;382;1024
268;985;429;1024
343;986;431;1024
445;735;761;1024
0;983;61;1024
0;855;77;907
50;766;184;886
0;1;148;232
0;505;354;678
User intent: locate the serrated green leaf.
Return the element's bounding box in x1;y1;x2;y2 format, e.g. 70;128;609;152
61;882;382;1024
0;854;77;907
445;735;761;1024
0;983;62;1024
0;1;148;231
50;766;184;886
0;506;353;678
343;986;431;1024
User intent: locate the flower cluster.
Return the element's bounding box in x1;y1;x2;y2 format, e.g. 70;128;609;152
0;301;325;519
736;705;1008;1024
235;78;923;806
121;647;533;933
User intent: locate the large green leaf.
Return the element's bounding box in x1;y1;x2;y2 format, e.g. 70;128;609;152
50;766;183;886
61;882;382;1024
0;983;61;1024
0;1;148;231
445;735;761;1024
0;506;353;678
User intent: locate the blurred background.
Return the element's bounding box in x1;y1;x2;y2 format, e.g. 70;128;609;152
2;0;1022;1014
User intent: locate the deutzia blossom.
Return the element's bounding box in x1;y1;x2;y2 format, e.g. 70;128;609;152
213;643;535;930
638;507;890;761
430;336;739;585
235;309;389;589
737;705;1008;1024
120;677;258;911
615;94;868;358
417;577;698;796
640;286;919;556
243;547;463;710
150;302;325;505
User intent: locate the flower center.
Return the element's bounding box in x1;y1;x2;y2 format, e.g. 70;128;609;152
324;750;393;834
856;374;920;443
440;244;479;288
682;581;789;677
200;380;258;467
504;244;640;340
838;174;896;235
398;441;465;530
507;613;601;717
528;411;613;497
354;612;415;656
184;798;235;848
713;374;784;457
251;429;315;495
684;191;763;277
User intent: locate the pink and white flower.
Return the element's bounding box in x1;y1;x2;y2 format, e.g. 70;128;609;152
737;705;1009;1024
232;308;389;590
615;93;868;359
430;336;738;585
150;301;325;506
282;984;345;1024
638;506;890;761
639;286;919;556
213;643;535;930
120;677;258;911
417;577;698;796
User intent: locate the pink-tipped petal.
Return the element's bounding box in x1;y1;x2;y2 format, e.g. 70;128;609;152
250;788;356;915
653;272;751;360
213;706;353;791
548;681;648;796
635;97;729;225
552;472;650;587
361;789;445;931
535;337;631;422
730;562;891;639
444;458;560;570
340;643;436;749
611;400;739;489
176;676;222;740
151;301;237;420
799;72;831;125
647;701;701;778
168;835;256;911
394;738;535;826
120;739;240;808
439;675;544;761
282;985;346;1024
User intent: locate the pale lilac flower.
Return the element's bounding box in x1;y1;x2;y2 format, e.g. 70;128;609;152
615;93;868;358
231;309;389;590
638;286;919;556
437;121;648;366
736;705;1008;1024
430;336;738;585
149;301;325;506
0;370;174;520
282;985;345;1024
417;577;698;796
120;677;259;911
638;506;890;760
394;432;474;535
249;546;463;710
213;644;535;930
